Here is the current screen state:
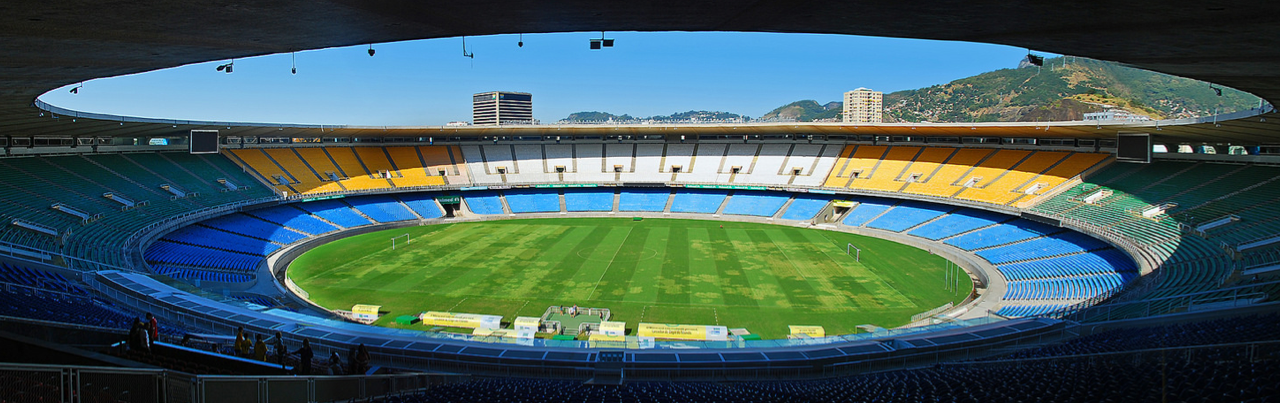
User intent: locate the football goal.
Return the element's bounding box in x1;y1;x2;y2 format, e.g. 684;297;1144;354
391;233;410;250
846;243;861;262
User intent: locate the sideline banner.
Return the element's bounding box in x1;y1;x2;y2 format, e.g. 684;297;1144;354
419;311;502;330
789;325;826;338
351;304;381;321
514;316;541;332
638;323;729;341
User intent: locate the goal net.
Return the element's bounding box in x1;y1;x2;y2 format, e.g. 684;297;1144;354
846;243;861;262
391;233;410;250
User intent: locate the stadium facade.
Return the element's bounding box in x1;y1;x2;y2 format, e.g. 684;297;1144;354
3;0;1280;401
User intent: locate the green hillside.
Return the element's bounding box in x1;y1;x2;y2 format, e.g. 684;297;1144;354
883;57;1261;123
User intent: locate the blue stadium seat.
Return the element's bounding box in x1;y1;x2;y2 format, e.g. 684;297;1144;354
943;219;1059;251
199;213;307;244
908;209;1009;240
346;195;418;222
866;201;953;232
504;190;561;213
247;205;340;235
464;191;506;215
619;189;669;212
670;190;729;214
842;198;896;226
294;199;375;227
396;193;445;219
161;225;280;256
564;189;615;212
722;191;789;217
779;194;835;221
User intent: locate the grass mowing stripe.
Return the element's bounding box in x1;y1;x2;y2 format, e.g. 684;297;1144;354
540;225;613;298
496;225;593;298
591;226;649;301
704;226;758;308
769;228;863;309
685;227;727;306
461;224;571;297
723;228;790;309
657;225;692;305
747;229;823;308
409;224;523;294
799;230;916;308
622;226;668;304
558;226;632;301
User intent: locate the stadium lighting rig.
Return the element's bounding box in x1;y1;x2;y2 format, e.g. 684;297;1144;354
590;31;615;50
69;82;83;94
368;44;376;57
1025;52;1044;67
216;60;234;73
1210;83;1223;96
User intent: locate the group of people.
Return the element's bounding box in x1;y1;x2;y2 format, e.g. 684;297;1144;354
127;313;160;353
231;328;371;376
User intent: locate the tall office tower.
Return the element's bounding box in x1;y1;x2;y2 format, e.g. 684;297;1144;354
842;88;883;124
472;91;533;125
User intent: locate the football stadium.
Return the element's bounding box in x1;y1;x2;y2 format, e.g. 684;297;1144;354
3;2;1280;402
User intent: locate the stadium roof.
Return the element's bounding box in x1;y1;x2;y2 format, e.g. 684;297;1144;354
4;0;1280;144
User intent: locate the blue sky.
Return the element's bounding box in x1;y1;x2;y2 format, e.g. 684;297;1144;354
40;32;1045;126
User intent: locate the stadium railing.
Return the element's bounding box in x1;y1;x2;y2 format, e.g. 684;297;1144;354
0;362;453;403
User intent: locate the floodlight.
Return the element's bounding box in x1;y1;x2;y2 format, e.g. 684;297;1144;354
590;39;602;50
368;44;375;57
1026;54;1044;66
603;39;614;47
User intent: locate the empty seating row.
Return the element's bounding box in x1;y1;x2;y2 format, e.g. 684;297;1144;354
907;209;1009;240
565;189;614;212
151;265;252;283
670;190;728;214
144;241;261;272
161;225;281;256
721;191;789;217
295;199;374;228
346;195;418;222
944;220;1060;251
200;213;307;244
996;249;1137;281
865;201;953;232
247;205;340;235
994;304;1068;318
504;190;561;213
1004;273;1132;300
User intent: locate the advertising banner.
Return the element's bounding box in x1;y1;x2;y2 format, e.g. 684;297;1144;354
419;311;502;330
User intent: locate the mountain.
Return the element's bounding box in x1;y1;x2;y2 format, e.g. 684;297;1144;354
560;110;747;123
764;57;1262;123
882;57;1261;123
760;100;842;122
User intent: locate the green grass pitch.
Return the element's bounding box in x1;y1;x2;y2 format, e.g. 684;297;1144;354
287;218;972;339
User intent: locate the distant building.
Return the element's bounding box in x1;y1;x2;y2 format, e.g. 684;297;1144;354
843;88;883;124
445;121;471;127
473;91;533;125
1083;109;1153;122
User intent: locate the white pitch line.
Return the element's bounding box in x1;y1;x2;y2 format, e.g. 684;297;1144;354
586;227;635;300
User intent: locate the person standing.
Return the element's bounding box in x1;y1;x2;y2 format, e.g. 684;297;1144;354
146;313;159;345
293;339;314;375
234;327;250;357
273;331;287;369
253;334;267;361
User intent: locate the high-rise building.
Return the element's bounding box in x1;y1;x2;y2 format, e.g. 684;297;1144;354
472;91;533;125
842;88;883;124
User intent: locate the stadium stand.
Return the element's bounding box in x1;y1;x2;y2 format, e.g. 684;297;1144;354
144;241;261;272
721;191;790;217
944;219;1061;251
564;188;615;212
669;189;728;214
907;209;1010;240
345;195;418;222
199;213;307;244
618;188;669;212
245;205;340;235
160;225;280;256
396;193;446;219
841;198;896;226
294;199;374;228
865;201;953;232
778;194;835;221
504;189;561;213
463;191;506;215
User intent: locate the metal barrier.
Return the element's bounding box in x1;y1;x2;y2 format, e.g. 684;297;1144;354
0;362;453;403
